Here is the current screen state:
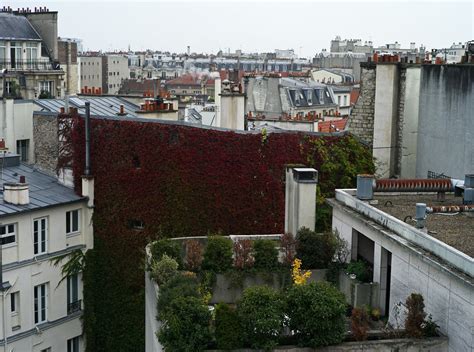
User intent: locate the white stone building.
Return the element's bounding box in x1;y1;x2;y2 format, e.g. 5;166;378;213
329;178;474;352
79;55;129;95
0;153;93;352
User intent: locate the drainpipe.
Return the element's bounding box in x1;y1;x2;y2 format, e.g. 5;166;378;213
84;102;91;176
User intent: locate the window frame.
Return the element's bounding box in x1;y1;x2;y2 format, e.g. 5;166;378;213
0;223;17;246
34;283;48;325
33;217;48;255
10;291;19;315
66;209;80;235
67;336;80;352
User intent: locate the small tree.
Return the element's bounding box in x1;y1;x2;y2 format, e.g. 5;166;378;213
158;296;211;352
238;286;284;350
233;239;254;270
215;303;243;350
351;307;370;341
286;282;346;347
202;236;233;272
280;233;296;266
151;239;183;268
185;239;203;271
150;254;178;286
405;293;426;338
157;273;201;319
295;228;336;269
253;239;279;270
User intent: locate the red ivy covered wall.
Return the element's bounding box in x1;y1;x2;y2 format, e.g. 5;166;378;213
64;116;374;351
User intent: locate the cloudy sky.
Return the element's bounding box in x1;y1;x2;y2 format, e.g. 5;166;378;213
6;0;474;57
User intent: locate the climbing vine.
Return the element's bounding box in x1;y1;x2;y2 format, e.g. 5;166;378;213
61;116;374;351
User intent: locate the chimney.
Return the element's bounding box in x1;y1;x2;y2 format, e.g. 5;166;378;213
415;203;427;229
4;176;29;205
285;166;318;235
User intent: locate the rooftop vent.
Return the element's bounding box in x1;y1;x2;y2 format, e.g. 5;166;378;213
4;176;29;205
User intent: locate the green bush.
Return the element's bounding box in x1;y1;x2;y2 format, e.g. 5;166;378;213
150;254;179;286
157;273;201;319
151;239;183;268
253;240;279;270
286;282;346;347
215;303;243;350
405;293;426;338
202;236;233;272
295;228;336;269
238;286;284;351
158;296;211;352
347;260;372;283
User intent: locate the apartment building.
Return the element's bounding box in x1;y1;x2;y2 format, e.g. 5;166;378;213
79;55;129;94
0;8;65;99
0;152;93;352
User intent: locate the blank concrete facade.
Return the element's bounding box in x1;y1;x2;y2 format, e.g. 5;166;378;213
349;63;474;179
79;55;129;94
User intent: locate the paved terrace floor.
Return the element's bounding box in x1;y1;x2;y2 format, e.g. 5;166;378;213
372;193;473;258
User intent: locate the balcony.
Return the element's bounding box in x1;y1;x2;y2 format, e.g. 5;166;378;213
0;59;61;72
67;300;82;315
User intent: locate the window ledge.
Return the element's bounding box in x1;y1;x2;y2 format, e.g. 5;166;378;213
66;232;81;238
12;325;21;331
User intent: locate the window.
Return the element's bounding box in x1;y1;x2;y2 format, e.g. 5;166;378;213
66;210;80;234
16;139;29;162
344;95;348;106
34;283;47;324
67;336;80;352
34;217;48;255
11;291;19;314
67;274;80;314
39;81;53;94
338;96;341;106
128;219;144;230
0;224;16;245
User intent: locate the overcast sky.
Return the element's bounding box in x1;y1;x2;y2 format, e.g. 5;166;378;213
6;0;474;57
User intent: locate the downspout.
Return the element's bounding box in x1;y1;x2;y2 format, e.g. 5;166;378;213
84;102;91;176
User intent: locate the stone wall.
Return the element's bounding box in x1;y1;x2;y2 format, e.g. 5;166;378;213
347;63;376;145
33;113;59;175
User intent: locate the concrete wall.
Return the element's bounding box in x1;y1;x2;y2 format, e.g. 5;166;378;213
332;204;474;352
79;57;102;91
416;65;474;179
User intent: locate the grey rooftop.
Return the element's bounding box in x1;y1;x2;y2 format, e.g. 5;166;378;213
0;154;84;217
0;13;42;41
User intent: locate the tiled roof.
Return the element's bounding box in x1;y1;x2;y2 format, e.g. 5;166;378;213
118;79;158;95
350;88;360;105
166;74;215;87
317;118;348;132
0;13;42;41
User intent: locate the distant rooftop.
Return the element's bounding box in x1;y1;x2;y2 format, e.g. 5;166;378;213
0;154;84;217
34;96;139;118
0;12;41;41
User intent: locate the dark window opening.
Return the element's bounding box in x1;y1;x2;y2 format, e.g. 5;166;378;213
129;220;144;230
132;155;141;169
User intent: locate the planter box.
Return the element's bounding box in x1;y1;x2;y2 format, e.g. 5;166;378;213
339;272;379;308
205;335;448;351
210;269;327;304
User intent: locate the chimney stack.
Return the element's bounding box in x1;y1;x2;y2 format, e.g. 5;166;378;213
4;176;29;205
285;167;318;235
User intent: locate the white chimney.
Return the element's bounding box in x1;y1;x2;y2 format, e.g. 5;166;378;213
4;176;29;205
284;167;318;235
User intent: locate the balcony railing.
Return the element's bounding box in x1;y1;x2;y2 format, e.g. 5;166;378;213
0;59;61;71
67;300;82;314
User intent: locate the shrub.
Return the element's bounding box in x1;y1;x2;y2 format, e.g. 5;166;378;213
295;228;337;269
253;240;279;270
422;314;439;337
280;233;296;266
405;293;426;338
202;236;233;272
150;254;178;286
233;239;254;270
347;260;372;283
151;239;183;268
185;239;203;271
157;273;201;319
157;296;211;352
238;286;284;350
215;303;243;350
286;282;346;347
351;307;370;341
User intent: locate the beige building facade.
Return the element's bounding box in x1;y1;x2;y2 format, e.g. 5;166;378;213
79;55;129;94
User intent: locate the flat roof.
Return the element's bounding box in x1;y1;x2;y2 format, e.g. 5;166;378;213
372;193;474;258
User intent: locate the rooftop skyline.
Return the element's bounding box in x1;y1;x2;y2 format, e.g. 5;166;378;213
5;0;473;57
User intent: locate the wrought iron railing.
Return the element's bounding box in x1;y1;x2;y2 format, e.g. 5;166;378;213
0;59;60;71
67;299;82;314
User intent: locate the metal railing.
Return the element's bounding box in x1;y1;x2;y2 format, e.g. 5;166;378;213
0;59;60;71
67;300;82;314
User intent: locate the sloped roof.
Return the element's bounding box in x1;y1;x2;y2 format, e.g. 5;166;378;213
118;79;159;95
0;155;84;218
0;13;42;41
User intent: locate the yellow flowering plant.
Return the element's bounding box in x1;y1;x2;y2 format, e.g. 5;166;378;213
292;258;312;285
